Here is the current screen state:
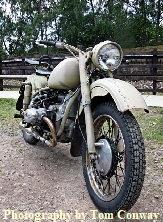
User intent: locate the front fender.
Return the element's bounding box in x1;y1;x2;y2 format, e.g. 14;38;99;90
90;78;148;112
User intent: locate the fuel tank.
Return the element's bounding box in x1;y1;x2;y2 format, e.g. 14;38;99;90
48;58;80;89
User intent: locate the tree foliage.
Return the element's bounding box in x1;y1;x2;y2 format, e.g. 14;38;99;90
0;0;163;56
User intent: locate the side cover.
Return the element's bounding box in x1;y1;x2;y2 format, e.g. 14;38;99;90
90;78;148;112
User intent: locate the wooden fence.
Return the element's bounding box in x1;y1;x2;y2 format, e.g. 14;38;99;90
0;54;70;90
0;48;163;94
115;48;163;94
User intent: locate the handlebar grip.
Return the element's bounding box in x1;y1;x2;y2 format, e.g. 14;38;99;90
37;40;56;47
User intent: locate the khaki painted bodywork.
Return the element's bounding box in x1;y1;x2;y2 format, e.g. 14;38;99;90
48;58;80;89
79;52;96;154
22;74;48;109
27;74;48;94
90;78;148;111
23;85;32;109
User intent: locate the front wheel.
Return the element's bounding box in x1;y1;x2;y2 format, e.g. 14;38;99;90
82;102;146;214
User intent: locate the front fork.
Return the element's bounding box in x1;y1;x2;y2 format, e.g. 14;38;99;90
79;52;96;154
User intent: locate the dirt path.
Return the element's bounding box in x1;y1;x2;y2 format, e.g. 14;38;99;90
0;125;163;222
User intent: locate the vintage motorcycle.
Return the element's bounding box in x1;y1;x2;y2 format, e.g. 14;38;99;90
14;40;148;214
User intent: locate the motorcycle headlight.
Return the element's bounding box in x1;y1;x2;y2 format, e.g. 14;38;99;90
92;40;123;71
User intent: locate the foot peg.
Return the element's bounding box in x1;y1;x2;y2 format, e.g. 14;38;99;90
14;113;24;118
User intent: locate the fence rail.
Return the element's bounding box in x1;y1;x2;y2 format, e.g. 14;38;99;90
0;48;163;94
114;48;163;94
0;54;71;90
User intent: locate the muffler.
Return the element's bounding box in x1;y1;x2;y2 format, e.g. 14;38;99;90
19;117;57;147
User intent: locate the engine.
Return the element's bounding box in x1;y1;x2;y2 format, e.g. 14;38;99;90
24;108;47;125
23;89;78;143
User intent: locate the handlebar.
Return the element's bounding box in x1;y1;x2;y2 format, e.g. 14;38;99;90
36;40;84;54
36;40;65;48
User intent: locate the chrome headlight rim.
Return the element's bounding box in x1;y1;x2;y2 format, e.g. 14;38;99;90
92;40;123;71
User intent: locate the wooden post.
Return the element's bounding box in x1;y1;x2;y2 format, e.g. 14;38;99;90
0;55;3;91
152;48;158;95
22;58;25;76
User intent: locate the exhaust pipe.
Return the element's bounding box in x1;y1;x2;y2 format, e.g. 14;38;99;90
42;116;57;147
19;117;57;147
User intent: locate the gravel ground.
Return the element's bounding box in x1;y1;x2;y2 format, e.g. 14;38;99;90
0;115;163;222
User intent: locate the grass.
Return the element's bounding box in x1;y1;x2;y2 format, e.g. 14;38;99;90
3;80;22;91
133;107;163;178
133;107;163;144
0;98;19;125
124;44;163;52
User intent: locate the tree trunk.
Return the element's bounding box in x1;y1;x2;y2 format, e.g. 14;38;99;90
156;0;161;42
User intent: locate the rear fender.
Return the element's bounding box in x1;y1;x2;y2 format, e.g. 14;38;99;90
90;78;148;112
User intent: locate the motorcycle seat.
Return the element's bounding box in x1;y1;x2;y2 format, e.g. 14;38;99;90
25;58;39;65
36;68;52;75
25;58;53;75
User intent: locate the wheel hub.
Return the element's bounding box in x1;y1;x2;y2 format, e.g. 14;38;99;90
95;139;113;176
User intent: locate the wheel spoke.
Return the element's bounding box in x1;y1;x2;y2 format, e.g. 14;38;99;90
117;162;125;176
115;169;123;189
107;178;115;196
88;114;126;201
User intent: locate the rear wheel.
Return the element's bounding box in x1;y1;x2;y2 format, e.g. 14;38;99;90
82;102;146;214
